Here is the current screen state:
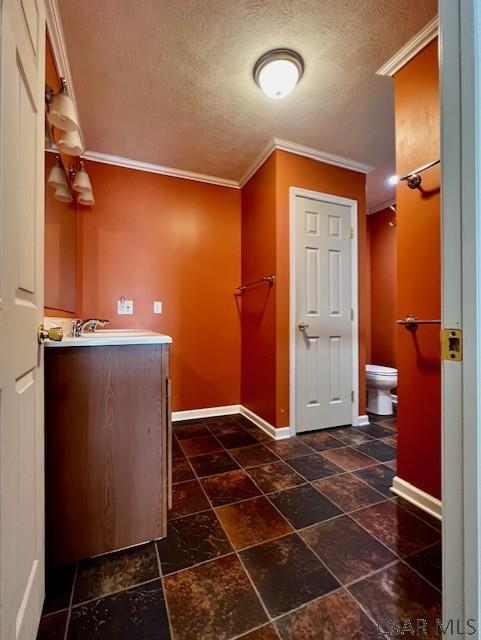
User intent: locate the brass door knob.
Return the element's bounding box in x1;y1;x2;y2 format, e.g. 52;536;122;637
298;322;309;331
38;324;63;344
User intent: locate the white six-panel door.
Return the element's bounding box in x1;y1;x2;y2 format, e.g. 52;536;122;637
0;1;46;638
294;194;354;432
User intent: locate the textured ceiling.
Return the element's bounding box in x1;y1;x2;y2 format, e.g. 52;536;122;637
58;0;437;208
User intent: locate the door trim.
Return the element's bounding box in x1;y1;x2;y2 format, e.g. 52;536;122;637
289;187;359;436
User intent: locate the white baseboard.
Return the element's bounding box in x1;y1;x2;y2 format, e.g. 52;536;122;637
172;403;289;441
172;405;240;422
239;405;291;440
355;414;371;427
391;476;442;521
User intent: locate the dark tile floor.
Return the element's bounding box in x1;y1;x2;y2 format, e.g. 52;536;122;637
38;412;442;640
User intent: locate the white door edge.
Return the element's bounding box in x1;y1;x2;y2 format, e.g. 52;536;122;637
289;187;359;436
440;0;481;629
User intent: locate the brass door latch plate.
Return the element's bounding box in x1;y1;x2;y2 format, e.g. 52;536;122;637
441;328;463;361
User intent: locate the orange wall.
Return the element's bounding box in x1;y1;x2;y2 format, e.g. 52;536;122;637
241;150;368;427
394;39;441;499
368;207;397;367
241;155;277;424
79;161;241;412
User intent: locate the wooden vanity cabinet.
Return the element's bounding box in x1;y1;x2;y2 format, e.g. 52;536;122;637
45;343;171;567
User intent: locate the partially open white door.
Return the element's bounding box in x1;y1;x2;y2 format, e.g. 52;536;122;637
292;191;357;433
0;1;46;638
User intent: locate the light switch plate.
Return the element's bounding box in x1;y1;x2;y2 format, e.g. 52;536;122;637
153;301;162;314
117;299;134;315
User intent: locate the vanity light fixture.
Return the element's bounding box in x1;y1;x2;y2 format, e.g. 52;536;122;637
388;174;399;185
57;128;85;156
253;49;304;99
54;183;73;204
72;161;92;193
47;155;68;189
77;190;95;206
46;78;80;132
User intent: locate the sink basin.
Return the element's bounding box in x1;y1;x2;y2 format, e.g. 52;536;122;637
44;328;172;347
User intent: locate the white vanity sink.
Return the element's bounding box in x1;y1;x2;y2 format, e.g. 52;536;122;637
45;328;172;347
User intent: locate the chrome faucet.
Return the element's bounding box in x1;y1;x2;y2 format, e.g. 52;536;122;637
72;318;110;337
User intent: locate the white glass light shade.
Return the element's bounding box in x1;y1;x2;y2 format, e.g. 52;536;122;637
54;184;73;203
57;128;85;156
72;167;92;193
47;90;79;132
77;190;95;206
254;49;304;100
48;163;67;189
258;59;300;99
388;175;399;185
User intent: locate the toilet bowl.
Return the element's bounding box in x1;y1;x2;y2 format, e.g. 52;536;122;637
366;364;398;415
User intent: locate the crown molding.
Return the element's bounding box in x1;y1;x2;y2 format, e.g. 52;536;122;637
82;150;240;189
45;0;86;151
239;138;373;188
377;16;439;77
368;198;396;214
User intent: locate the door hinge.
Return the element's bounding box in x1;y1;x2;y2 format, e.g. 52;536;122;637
441;328;463;361
349;227;354;240
350;308;354;321
351;390;355;403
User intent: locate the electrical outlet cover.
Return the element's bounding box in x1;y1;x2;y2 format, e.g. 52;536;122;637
117;299;134;315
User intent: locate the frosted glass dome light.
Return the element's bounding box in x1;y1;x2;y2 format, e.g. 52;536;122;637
254;49;304;100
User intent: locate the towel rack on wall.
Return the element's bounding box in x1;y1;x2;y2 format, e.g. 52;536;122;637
235;275;275;296
397;315;441;329
400;159;440;189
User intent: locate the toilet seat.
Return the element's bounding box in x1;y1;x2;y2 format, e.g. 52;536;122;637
366;364;397;376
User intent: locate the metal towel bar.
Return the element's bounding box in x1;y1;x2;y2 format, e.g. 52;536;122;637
397;315;441;328
235;275;275;295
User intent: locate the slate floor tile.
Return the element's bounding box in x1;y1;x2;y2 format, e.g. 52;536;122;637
350;500;440;556
216;430;259;449
355;440;396;462
172;458;195;484
287;454;343;481
200;469;261;506
156;510;232;575
189;451;240;478
173;424;210;440
164;554;267;640
240;533;339;617
230;444;279;468
405;542;442;591
169;479;211;519
354;463;395;497
349;563;441;639
68;580;170;640
216;496;292;549
300;515;396;583
264;438;314;460
268;484;341;529
321;447;377;471
43;563;76;614
73;543;159;604
275;589;379;640
329;427;373;446
37;611;69;640
247;461;306;494
312;473;385;512
297;431;344;451
178;435;223;458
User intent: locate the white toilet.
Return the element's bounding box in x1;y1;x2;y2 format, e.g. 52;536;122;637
366;364;398;415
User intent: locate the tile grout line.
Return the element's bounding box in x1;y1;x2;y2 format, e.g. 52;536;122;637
154;538;176;640
62;561;78;640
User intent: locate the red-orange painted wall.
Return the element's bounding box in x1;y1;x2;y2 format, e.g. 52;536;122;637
241;155;278;424
394;39;441;499
241;150;368;427
78;161;241;413
368;207;397;368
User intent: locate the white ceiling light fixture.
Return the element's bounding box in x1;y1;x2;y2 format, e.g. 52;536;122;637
253;49;304;99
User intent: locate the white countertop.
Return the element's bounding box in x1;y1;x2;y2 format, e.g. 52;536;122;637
44;329;172;347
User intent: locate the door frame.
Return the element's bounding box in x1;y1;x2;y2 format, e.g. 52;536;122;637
289;187;359;436
440;0;481;629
